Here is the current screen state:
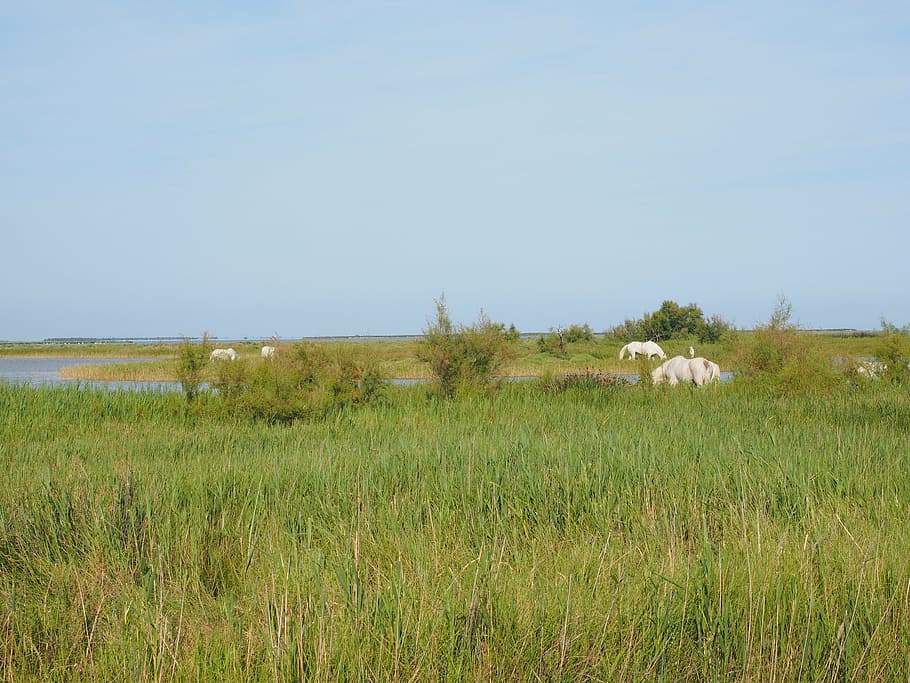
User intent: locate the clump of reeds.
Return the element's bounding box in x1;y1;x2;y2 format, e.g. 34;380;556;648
539;369;630;393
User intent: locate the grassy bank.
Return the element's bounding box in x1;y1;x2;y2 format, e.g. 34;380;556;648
1;378;909;679
26;332;884;383
0;343;178;358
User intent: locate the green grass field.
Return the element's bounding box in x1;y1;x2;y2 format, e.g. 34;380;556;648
1;369;909;680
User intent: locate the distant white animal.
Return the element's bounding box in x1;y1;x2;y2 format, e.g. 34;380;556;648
619;340;667;360
261;345;277;359
688;346;695;358
652;356;719;386
209;348;237;361
856;360;886;378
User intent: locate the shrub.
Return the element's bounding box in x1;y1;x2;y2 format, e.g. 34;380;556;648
537;324;593;356
564;323;594;343
877;319;910;386
537;329;566;356
417;296;516;398
214;342;385;423
735;297;841;396
176;333;211;402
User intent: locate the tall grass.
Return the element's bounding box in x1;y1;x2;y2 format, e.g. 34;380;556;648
1;379;909;680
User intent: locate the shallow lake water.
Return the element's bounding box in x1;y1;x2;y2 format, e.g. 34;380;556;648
0;357;179;392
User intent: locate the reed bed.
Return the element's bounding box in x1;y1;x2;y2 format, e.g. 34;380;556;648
57;360;180;382
1;380;908;680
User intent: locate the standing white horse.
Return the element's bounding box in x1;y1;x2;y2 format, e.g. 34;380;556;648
209;348;237;361
651;356;719;386
619;340;667;360
261;345;277;359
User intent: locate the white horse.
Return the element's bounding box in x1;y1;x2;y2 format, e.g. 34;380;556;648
652;356;719;386
618;340;667;360
209;348;237;361
856;360;886;378
261;345;277;359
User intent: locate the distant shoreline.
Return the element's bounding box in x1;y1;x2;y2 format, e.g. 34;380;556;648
0;328;883;347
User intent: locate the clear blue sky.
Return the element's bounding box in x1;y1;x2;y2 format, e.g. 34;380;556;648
2;2;908;340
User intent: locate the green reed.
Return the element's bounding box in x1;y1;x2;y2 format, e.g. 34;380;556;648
0;379;908;680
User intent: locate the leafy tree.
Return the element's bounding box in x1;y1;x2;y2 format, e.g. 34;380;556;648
699;314;732;343
610;301;731;343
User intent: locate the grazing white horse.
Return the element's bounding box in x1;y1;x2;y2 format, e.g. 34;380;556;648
856;360;886;378
209;348;237;361
261;345;277;359
618;340;667;360
652;356;719;386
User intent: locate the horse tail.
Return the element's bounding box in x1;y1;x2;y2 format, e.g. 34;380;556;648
619;344;627;360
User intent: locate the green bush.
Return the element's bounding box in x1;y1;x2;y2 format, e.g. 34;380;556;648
213;342;385;423
417;296;516;398
537;324;593;356
735;297;841;396
877;319;910;385
175;333;211;402
537;330;566;356
564;323;594;343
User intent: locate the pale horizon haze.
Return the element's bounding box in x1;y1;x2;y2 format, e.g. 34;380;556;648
2;2;908;341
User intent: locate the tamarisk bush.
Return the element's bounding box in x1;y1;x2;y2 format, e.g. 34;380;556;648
417;295;516;398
